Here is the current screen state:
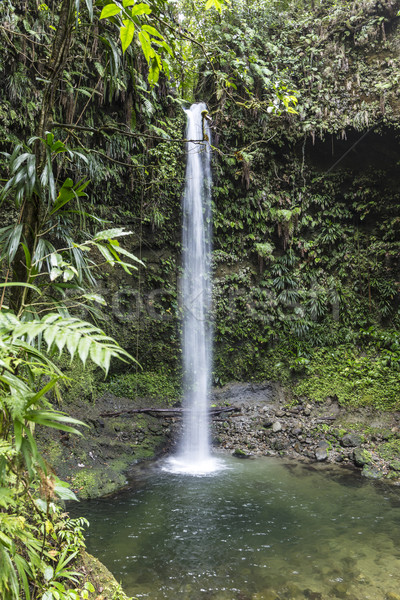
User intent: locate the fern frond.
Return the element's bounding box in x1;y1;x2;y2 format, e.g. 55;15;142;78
0;312;136;374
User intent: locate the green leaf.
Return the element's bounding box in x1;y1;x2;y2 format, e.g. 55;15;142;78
27;378;59;407
54;480;78;501
43;566;54;583
84;0;93;20
138;30;154;63
83;293;107;305
0;282;40;293
93;228;132;241
66;331;82;360
131;2;151;15
14;554;31;600
14;420;23;451
120;19;135;53
110;245;143;265
78;336;91;365
148;56;160;85
43;324;59;351
141;24;163;39
99;3;121;19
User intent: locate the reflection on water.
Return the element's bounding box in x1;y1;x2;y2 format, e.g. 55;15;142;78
70;456;400;600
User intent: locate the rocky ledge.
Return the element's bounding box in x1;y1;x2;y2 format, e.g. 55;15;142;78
211;381;400;483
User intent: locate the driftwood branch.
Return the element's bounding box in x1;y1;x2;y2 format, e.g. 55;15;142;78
99;406;240;418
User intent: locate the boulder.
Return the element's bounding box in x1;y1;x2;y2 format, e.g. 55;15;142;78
341;433;362;447
232;448;252;459
353;448;371;467
315;447;328;461
362;464;383;479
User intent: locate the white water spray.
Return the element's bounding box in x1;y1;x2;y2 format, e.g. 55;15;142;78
166;103;221;475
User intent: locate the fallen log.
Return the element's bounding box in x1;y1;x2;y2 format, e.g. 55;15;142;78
99;406;240;418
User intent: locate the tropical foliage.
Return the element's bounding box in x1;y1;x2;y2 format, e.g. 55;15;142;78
1;0;400;593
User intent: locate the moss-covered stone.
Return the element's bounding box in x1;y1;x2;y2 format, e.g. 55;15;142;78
78;550;133;599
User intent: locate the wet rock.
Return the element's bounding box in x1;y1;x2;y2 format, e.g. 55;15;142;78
362;464;383;479
232;448;252;459
304;590;322;600
315;447;328;461
263;421;273;429
317;440;330;450
272;439;287;451
330;581;350;598
354;572;369;584
272;421;282;433
353;448;371;467
251;589;279;600
341;433;362;447
293;442;302;453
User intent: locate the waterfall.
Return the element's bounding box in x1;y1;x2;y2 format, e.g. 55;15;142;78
166;103;220;475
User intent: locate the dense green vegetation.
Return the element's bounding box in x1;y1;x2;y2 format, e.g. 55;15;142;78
1;0;400;597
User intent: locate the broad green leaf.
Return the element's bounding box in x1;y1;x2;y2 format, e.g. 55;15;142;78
141;24;163;38
120;19;135;53
14;420;23;452
55;329;69;355
83;293;107;305
93;228;132;241
43;324;59;350
50;267;63;281
110;245;143;265
78;336;91;365
131;2;151;15
96;244;116;265
99;3;121;19
43;565;54;583
63;269;76;281
138;30;154;63
66;331;82;360
54;482;78;501
149;56;160;85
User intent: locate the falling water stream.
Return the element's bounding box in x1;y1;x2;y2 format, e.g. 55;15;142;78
166;103;220;475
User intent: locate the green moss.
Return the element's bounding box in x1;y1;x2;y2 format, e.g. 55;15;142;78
55;355;98;405
377;439;400;461
99;371;180;404
79;551;134;599
71;467;127;500
293;346;400;411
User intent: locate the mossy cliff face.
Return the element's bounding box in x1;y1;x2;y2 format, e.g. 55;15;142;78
84;1;400;406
